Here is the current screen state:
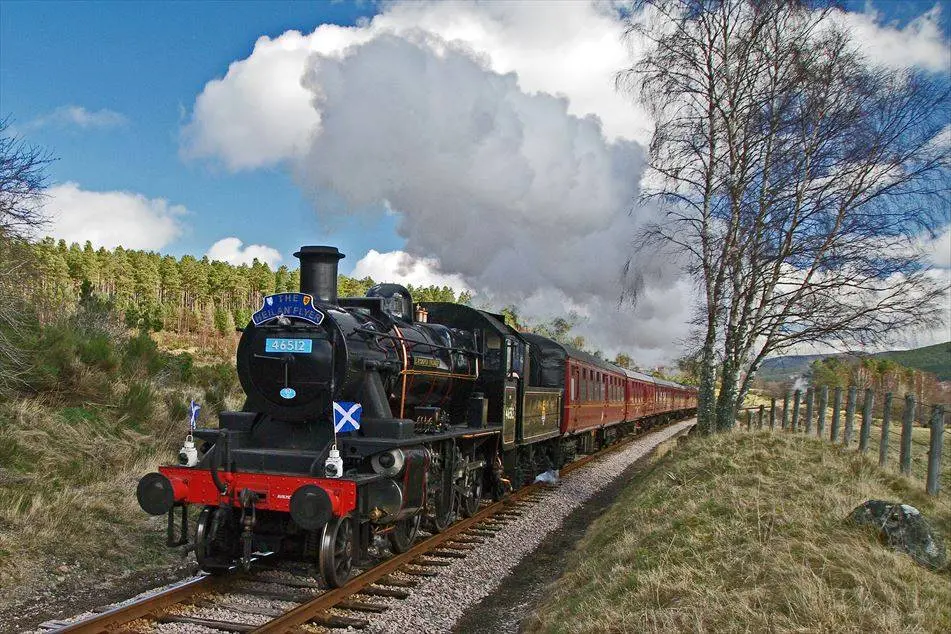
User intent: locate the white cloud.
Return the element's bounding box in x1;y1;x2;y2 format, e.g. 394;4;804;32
351;249;470;289
181;1;950;172
43;182;184;250
29;106;128;130
830;4;950;73
922;225;951;269
373;1;647;142
180;26;372;170
206;237;282;267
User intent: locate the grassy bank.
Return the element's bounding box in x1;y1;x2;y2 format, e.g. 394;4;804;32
0;302;242;591
528;431;950;633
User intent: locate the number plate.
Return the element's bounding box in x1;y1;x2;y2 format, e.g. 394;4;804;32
264;338;313;354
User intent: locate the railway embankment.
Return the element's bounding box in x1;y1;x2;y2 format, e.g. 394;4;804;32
0;306;242;631
525;430;951;633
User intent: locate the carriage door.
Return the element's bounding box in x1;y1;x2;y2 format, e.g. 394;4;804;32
570;365;580;429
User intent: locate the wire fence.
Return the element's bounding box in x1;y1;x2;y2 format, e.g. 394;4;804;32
739;387;947;496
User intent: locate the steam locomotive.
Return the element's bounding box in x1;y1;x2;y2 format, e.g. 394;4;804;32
136;246;697;586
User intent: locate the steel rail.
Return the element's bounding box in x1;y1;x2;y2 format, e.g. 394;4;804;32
56;575;218;633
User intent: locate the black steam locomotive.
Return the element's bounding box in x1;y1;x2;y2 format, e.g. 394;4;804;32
136;245;696;586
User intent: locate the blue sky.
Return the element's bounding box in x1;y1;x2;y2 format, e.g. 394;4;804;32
2;0;949;360
0;0;399;269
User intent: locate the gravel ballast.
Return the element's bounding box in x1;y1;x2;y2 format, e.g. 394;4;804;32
370;420;695;634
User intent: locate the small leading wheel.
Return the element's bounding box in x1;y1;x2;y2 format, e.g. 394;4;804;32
460;469;483;518
319;515;354;588
194;506;235;573
388;513;421;554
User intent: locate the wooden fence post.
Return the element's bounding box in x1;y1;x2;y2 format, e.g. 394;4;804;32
878;392;892;468
843;386;857;446
770;398;776;431
792;390;802;432
927;405;945;496
757;404;764;430
782;393;790;431
817;386;828;437
831;386;842;442
746;409;752;431
900;393;915;476
859;388;874;453
805;388;815;435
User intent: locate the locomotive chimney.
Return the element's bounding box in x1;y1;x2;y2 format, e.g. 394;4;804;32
294;246;345;303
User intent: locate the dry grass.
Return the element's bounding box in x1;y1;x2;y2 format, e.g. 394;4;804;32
527;431;951;633
0;325;244;590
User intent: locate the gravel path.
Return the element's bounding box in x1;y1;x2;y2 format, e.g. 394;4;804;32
369;420;695;634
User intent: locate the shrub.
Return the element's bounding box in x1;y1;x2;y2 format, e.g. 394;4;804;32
213;306;235;335
119;382;155;430
76;332;117;371
122;330;162;377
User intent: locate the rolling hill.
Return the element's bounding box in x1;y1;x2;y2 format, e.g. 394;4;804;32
758;341;951;383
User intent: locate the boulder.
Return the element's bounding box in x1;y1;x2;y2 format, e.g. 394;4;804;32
848;500;947;570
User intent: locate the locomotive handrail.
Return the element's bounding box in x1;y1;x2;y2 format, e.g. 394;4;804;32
352;326;484;357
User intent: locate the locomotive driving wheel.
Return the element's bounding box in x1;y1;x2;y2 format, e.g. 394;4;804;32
319;515;354;588
195;506;236;573
460;468;484;518
428;441;457;532
388;513;421;554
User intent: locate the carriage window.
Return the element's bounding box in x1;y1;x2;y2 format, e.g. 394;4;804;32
571;376;577;400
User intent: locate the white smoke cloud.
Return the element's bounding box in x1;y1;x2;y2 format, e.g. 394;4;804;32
352;249;470;289
206;237;282;267
291;34;688;363
43;182;185;250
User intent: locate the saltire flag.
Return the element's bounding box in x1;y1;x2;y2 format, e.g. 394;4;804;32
189;400;201;430
333;401;362;433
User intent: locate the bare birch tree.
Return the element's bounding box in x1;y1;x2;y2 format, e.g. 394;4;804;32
622;0;950;433
0;118;53;393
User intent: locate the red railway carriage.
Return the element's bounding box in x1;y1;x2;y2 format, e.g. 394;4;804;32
620;368;658;420
521;334;697;437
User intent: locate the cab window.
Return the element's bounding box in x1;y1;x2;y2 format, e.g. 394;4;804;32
484;331;502;370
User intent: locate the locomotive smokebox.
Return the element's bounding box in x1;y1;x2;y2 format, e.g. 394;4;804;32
295;245;345;303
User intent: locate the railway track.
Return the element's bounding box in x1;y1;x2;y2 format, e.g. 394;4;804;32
47;419;694;634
